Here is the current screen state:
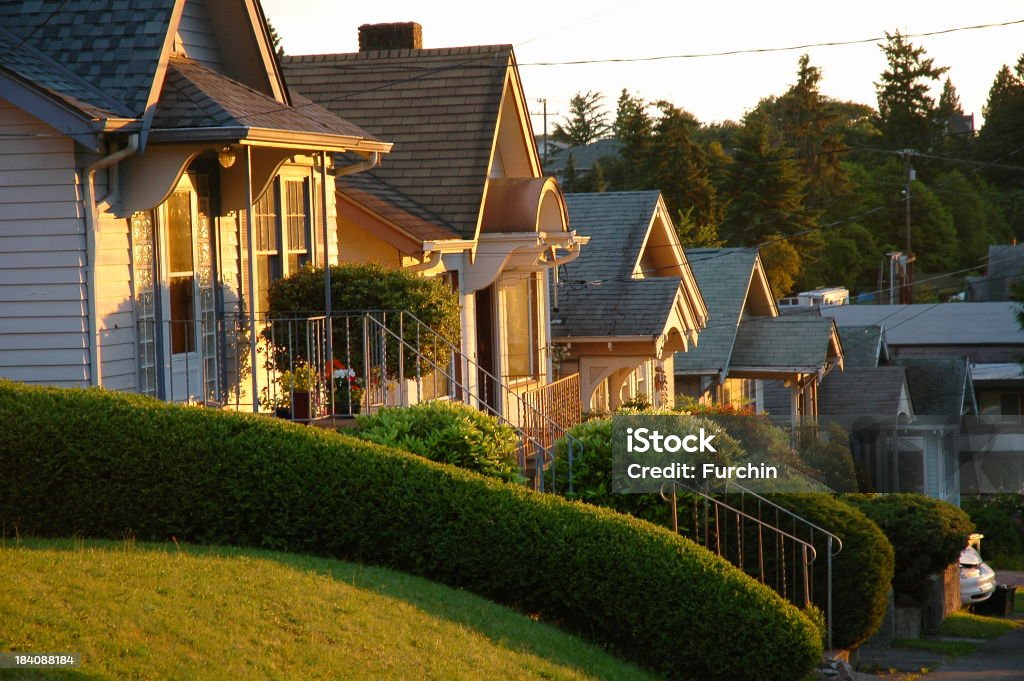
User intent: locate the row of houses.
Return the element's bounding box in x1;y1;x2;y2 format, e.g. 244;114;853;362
1;1;1020;501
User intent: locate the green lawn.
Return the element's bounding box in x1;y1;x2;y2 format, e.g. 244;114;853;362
890;638;979;657
939;611;1019;640
0;540;661;681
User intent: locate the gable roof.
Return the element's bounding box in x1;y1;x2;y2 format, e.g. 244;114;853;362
819;366;912;420
562;191;661;281
0;0;385;154
0;0;174;118
151;55;384;149
894;357;974;417
821;303;1023;346
674;248;763;375
730;317;842;373
283;46;513;239
837;325;886;368
553;278;684;338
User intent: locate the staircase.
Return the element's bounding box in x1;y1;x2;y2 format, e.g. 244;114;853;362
661;480;843;650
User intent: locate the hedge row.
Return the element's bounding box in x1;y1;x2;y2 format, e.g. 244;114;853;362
0;381;821;681
843;494;973;604
553;417;895;650
764;494;894;650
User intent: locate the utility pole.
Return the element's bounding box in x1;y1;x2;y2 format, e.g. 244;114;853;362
538;98;548;163
901;149;917;304
530;99;559;166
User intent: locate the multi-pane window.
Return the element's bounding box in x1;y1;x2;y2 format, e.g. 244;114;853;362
254;177;312;313
504;273;541;380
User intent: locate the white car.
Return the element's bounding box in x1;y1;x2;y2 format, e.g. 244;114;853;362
960;538;997;606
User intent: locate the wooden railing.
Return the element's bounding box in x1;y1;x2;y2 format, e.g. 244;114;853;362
520;373;582;450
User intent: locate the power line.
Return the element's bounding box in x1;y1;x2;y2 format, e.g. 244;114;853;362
518;18;1024;67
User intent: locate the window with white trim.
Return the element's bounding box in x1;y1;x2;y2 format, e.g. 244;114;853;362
254;176;313;313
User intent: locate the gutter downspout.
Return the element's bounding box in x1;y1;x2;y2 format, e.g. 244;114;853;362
83;133;139;387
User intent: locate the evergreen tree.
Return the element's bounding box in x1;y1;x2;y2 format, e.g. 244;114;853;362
552;91;610;147
875;31;948;150
647;101;722;233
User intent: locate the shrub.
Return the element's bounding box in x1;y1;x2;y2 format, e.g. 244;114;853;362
0;381;822;681
764;494;894;650
550;415;744;528
842;494;974;604
551;414;892;649
353;401;521;483
960;494;1023;560
263;262;460;374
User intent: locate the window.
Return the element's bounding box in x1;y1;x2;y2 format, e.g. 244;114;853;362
503;273;541;380
980;391;1022;423
254;177;313;313
166;190;196;354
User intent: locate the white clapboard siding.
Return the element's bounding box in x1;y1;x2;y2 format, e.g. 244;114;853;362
0;99;90;386
95;208;137;392
175;0;226;70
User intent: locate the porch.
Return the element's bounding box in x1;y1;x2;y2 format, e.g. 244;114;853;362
138;309;584;489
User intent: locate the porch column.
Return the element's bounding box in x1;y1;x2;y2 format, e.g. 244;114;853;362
244;147;259;412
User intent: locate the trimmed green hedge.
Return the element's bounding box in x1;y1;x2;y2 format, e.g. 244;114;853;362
843;494;973;604
960;494;1023;560
764;494;894;650
353;401;522;483
0;381;821;681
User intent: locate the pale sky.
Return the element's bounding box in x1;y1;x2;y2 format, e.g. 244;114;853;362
263;1;1024;132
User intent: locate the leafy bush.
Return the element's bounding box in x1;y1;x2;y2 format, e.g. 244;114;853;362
263;263;460;374
960;494;1023;560
550;415;744;527
0;381;822;681
765;494;894;650
842;494;973;604
550;414;892;649
353;401;521;483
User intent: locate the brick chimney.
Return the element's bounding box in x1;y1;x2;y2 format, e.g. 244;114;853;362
358;22;422;51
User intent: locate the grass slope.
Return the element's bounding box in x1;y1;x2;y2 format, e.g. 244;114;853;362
0;540;660;681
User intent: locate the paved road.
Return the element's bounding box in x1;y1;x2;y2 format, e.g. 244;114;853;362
924;571;1024;681
922;623;1024;680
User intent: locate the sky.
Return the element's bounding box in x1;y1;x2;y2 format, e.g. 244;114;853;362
262;1;1024;132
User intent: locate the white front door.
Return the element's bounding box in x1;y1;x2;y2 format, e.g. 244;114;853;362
158;174;206;402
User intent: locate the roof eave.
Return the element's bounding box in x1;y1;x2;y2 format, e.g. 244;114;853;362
0;69;101;150
146;125;393;153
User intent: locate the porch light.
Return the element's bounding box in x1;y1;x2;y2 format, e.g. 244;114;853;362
217;145;237;168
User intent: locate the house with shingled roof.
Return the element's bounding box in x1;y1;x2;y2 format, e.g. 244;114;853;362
0;0;391;407
282;24;588;421
674;248;843;425
552;191;707;411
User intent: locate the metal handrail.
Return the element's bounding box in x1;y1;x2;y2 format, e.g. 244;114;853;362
661;480;817;611
360;312;577;492
391;310;584;492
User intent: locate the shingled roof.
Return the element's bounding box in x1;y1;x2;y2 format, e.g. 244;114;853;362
0;25;130;119
152;56;382;145
730;316;841;372
554;278;684;338
283;46;513;239
819;366;911;420
674;248;761;374
0;0;174;117
894;357;974;416
562;192;661;281
837;325;886;368
0;1;386;153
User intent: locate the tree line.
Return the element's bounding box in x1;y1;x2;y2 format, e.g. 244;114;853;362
550;32;1024;298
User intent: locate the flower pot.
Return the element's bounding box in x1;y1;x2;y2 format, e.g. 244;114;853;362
292;391;311;423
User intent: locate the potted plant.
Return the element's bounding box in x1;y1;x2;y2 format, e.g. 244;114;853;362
329;359;364;416
278;362;319;422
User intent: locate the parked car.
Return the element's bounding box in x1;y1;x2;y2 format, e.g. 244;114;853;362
960;533;997;606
